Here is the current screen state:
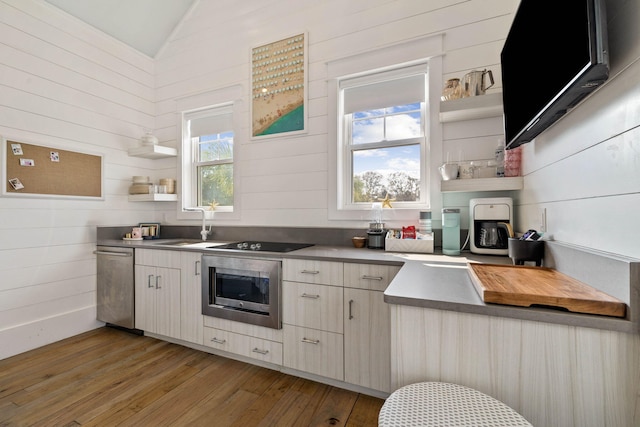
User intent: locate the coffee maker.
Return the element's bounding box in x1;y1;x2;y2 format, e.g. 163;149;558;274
470;197;513;255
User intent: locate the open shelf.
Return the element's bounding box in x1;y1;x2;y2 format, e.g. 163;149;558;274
128;145;177;159
441;176;523;193
128;193;178;202
439;92;503;123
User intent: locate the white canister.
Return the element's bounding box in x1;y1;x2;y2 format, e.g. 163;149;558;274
140;132;158;146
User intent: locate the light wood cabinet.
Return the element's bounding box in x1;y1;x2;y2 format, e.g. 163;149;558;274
135;249;181;339
343;263;399;393
282;281;343;333
282;259;343;285
282;259;345;380
283;324;344;381
203;327;283;365
202;312;283;366
344;288;391;392
390;305;640;427
344;263;401;291
282;259;397;391
135;264;181;338
180;252;203;344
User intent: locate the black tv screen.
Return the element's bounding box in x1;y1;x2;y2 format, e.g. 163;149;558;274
501;0;609;149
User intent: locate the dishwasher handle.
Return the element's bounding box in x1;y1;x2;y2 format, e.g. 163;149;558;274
93;250;133;257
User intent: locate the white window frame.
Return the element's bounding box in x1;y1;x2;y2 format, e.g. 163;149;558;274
184;105;234;211
326;34;444;223
178;102;241;221
339;66;428;211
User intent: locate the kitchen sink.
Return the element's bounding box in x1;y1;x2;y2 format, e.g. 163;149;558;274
154;240;230;249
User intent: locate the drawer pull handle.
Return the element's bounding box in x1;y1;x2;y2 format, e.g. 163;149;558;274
155;275;162;289
349;299;354;319
362;275;383;281
210;337;226;344
302;337;320;345
147;274;154;288
252;348;269;355
301;293;320;299
301;270;320;275
195;260;201;276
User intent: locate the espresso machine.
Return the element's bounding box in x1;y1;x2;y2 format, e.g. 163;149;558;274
470;197;513;255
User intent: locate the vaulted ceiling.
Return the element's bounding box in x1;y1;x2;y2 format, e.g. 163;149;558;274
43;0;198;57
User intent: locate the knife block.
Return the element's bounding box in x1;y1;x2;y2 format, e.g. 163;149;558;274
508;238;545;266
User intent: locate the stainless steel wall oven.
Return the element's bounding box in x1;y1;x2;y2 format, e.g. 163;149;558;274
201;255;281;329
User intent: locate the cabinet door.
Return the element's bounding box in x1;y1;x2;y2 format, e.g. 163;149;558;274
344;288;391;392
154;267;181;339
181;252;203;344
134;264;180;338
134;265;157;333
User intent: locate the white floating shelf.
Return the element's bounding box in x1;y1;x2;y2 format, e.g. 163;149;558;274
441;176;523;193
128;193;178;202
439;92;503;123
128;145;177;159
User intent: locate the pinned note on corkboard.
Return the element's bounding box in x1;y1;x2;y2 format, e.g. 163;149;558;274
3;138;103;199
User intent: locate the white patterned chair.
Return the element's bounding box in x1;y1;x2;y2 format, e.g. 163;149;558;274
379;382;532;426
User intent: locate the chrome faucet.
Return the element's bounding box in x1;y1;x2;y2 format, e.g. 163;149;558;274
185;207;212;241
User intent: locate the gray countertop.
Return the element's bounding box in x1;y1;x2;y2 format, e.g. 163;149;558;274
97;237;636;334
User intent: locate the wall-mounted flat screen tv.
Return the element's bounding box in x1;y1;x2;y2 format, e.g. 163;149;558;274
501;0;609;149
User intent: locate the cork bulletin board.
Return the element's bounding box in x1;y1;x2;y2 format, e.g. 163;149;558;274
2;139;103;199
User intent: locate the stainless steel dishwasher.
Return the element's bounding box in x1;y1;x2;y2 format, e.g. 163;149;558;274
95;246;139;331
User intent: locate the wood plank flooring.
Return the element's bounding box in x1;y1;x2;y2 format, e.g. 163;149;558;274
0;327;384;426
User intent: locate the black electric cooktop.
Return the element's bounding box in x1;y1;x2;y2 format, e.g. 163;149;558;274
211;241;314;253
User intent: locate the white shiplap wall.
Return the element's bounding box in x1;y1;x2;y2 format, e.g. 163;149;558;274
515;0;640;259
155;0;520;228
0;0;164;359
0;0;524;359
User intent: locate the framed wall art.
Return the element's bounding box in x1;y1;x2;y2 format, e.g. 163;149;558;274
251;32;308;139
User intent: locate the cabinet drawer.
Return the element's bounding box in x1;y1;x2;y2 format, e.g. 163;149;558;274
203;327;282;365
282;281;343;333
283;259;343;285
343;263;401;291
135;249;182;269
283;325;343;381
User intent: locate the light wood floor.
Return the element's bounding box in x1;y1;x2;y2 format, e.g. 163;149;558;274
0;327;384;426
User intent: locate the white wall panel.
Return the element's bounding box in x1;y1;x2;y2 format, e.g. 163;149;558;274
5;0;154;73
0;0;155;359
513;0;640;259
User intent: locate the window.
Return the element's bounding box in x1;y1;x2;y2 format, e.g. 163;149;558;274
182;104;234;211
338;66;428;210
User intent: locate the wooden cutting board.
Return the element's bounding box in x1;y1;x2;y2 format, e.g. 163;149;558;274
468;264;626;318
